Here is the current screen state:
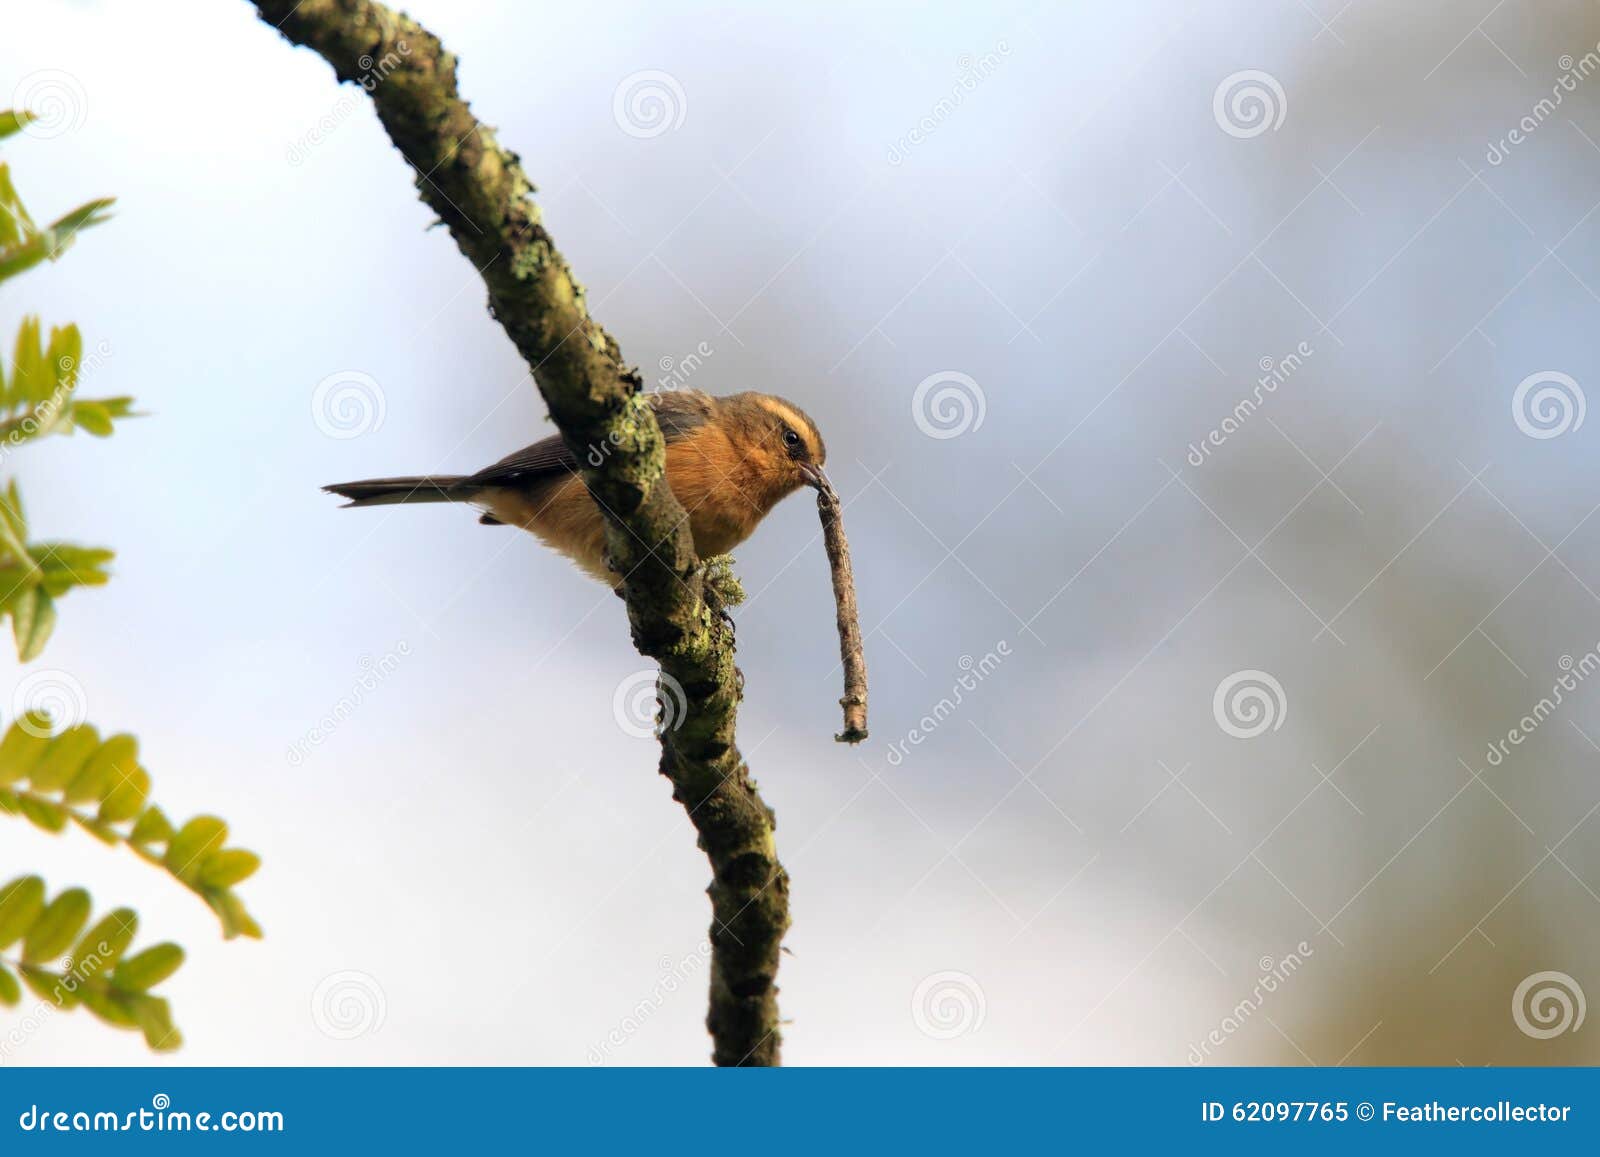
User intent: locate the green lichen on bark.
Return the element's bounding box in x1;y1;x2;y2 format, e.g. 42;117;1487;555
701;556;747;609
251;0;788;1066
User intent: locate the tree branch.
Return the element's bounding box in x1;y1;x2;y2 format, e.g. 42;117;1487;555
250;0;788;1065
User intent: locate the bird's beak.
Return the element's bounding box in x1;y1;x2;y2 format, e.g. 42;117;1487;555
800;462;829;491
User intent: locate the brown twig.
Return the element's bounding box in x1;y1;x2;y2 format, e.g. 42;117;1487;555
818;483;868;743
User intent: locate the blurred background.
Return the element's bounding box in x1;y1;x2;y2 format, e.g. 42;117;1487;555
3;0;1600;1064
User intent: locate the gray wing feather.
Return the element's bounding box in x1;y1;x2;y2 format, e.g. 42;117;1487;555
467;434;579;485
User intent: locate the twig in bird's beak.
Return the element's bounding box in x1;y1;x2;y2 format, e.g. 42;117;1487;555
816;478;868;743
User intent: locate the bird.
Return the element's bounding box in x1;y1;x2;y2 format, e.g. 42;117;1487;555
324;390;828;585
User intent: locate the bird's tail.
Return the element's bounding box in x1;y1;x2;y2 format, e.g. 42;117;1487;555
323;475;478;508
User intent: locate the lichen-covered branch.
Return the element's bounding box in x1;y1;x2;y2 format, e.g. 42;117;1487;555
249;0;787;1065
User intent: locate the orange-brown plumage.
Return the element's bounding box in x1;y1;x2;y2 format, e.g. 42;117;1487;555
324;390;828;585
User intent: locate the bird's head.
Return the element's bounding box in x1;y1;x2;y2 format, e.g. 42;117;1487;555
723;392;829;499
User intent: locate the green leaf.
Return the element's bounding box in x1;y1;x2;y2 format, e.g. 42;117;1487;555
199;849;260;888
64;732;135;804
45;197;114;238
78;984;138;1027
74;815;122;845
0;716;52;784
208;890;263;940
11;586;56;660
131;993;181;1051
35;543;114;594
72;908;136;976
0;162;25;223
0;540;37;597
70;400;112;436
0;573;36;618
20;964;75;1006
27;723;99;792
36;543;114;570
22;886;90;964
0;539;32;586
0;875;44;948
128;805;173;846
0;963;19;1005
9;317;42;406
0;195;111;285
17;793;66;831
0;235;50;283
97;762;149;823
0;478;26;541
111;942;183;992
164;816;227;881
43;323;80;403
0;111;36;141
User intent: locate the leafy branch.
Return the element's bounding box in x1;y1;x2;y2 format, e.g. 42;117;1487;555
0;715;263;939
0;107;259;1053
0;115;128;661
2;316;138;445
0;112;112;282
0;878;184;1050
0;481;115;660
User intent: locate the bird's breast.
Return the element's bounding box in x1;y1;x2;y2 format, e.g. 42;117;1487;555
665;431;787;558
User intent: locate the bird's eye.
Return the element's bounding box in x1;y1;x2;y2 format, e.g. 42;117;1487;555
783;428;801;449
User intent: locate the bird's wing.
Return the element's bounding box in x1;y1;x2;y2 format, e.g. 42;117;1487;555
466;433;580;486
650;389;716;439
466;391;716;487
